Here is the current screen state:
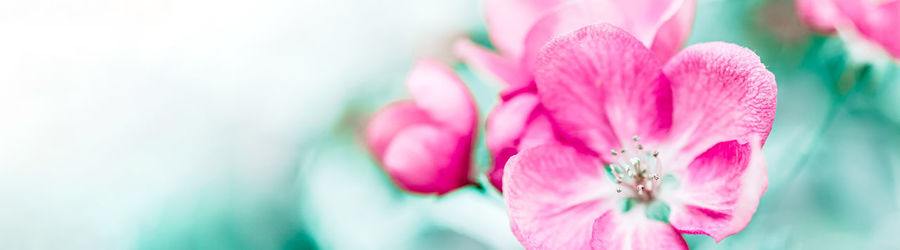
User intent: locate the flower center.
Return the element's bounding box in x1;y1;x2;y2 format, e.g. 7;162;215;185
606;136;662;203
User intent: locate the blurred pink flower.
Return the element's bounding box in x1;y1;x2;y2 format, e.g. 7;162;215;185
797;0;900;58
503;24;776;248
455;0;697;192
365;60;477;195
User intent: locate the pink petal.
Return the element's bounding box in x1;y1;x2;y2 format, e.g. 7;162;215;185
870;1;900;58
520;0;687;72
484;0;562;60
486;93;541;155
534;24;673;156
365;101;432;159
662;42;776;166
798;0;900;58
665;138;767;242
453;39;529;89
517;110;558;150
382;125;473;195
796;0;840;33
487;98;559;192
366;60;478;195
520;0;624;73
406;59;477;135
504;144;617;249
486;94;540;192
611;0;689;44
590;210;689;250
836;0;900;58
488;148;516;193
650;0;697;62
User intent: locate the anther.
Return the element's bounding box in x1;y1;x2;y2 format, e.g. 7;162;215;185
606;135;664;199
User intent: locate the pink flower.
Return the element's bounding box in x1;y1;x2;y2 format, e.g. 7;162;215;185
365;60;477;195
503;24;776;248
797;0;900;59
455;0;697;191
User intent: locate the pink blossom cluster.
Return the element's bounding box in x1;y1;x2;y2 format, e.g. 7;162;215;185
366;0;785;248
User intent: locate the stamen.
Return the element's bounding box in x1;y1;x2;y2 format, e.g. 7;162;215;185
605;135;663;202
607;165;624;183
630;158;641;170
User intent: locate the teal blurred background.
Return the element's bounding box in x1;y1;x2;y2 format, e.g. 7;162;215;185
1;0;898;249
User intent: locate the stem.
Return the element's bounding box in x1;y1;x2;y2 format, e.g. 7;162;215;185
765;64;870;211
782;95;846;183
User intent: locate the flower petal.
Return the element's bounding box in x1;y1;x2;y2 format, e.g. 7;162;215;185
520;0;624;73
504;144;617;249
484;0;562;60
870;1;900;59
366;60;478;195
611;0;688;44
486;93;540;192
382;125;473;195
835;0;900;59
406;59;477;135
664;138;767;242
649;0;696;62
796;0;840;32
488;104;559;192
517;110;557;151
486;93;541;155
590;210;689;250
365;101;431;159
662;42;776;167
488;148;516;193
534;24;673;156
453;39;529;89
521;0;687;72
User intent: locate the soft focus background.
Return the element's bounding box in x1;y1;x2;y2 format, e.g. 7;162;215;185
1;0;898;249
